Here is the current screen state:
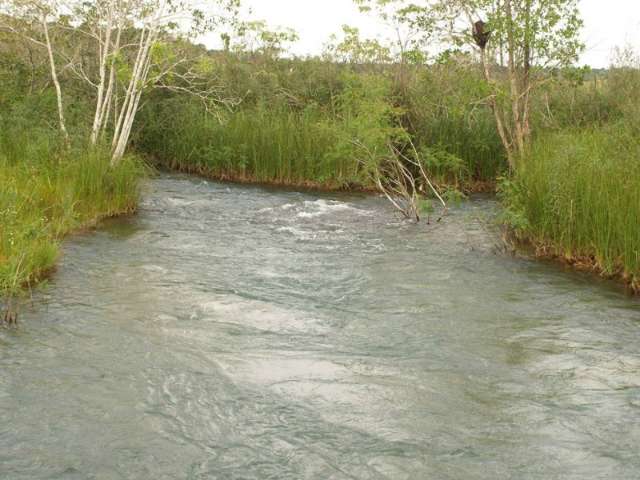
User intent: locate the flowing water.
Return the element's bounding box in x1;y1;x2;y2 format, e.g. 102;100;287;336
1;175;640;479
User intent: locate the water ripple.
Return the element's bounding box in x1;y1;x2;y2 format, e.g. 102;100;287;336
2;175;640;479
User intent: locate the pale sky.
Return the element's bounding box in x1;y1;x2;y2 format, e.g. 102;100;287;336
208;0;640;68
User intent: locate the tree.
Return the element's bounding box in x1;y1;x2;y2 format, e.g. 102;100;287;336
1;0;72;142
230;20;298;59
324;25;391;65
74;0;241;164
2;0;241;164
353;0;584;169
356;137;447;223
353;0;436;88
353;0;435;64
436;0;584;169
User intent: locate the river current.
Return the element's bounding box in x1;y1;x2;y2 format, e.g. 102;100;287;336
1;175;639;479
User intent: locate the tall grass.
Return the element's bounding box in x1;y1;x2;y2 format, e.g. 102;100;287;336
501;121;640;290
140;97;504;191
0;126;144;298
139;73;403;189
140;102;360;187
411;113;505;184
404;63;506;182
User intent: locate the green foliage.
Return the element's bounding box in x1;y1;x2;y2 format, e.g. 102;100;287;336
532;74;617;130
139;70;404;189
137;53;507;190
478;0;584;66
418;197;434;214
354;0;436;59
325;26;392;64
501;121;640;287
420;145;469;185
441;186;467;206
501;48;640;288
496;176;530;233
232;20;299;58
406;61;506;181
140;101;356;187
3;2;638;295
0;123;144;298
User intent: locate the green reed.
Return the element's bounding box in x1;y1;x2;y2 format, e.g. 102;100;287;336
502;121;640;288
0;126;144;298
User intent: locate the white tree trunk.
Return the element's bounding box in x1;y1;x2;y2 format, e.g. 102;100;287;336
111;27;150;150
90;10;113;145
91;21;121;146
42;15;68;143
111;24;158;165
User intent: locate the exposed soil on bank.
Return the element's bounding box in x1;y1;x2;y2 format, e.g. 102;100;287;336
504;230;640;296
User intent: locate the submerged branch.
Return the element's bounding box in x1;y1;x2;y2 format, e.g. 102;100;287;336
353;139;447;223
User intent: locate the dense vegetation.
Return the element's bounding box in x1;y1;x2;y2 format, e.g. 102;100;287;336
0;113;143;299
138;56;504;190
502;60;640;291
1;0;639;309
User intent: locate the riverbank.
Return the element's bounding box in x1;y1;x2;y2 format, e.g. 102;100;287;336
137;69;505;194
500;122;640;294
3;118;638;306
153;159;497;196
0;132;144;304
156;159;377;193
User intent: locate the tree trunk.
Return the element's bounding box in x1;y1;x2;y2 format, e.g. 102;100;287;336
94;25;121;145
111;27;156;165
504;0;525;159
90;12;113;145
480;47;515;170
42;16;68;144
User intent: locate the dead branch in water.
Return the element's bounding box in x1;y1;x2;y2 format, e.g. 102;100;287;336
354;138;447;223
2;297;18;326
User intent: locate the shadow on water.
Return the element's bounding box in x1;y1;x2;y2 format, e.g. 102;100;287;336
1;174;639;479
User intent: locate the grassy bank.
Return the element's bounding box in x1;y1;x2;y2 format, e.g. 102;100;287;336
140;103;368;189
138;72;408;190
0;127;144;300
501;122;640;292
138;64;505;192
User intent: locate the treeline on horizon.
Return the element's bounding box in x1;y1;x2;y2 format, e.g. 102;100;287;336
1;0;639;302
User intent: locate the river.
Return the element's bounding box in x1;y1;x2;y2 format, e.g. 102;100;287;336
1;174;639;479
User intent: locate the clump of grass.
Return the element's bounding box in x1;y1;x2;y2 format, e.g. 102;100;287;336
0;126;145;300
404;62;507;183
141;102;352;187
139;73;402;189
501;121;640;291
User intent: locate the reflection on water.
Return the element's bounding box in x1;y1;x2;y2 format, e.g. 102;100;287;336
1;175;639;479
